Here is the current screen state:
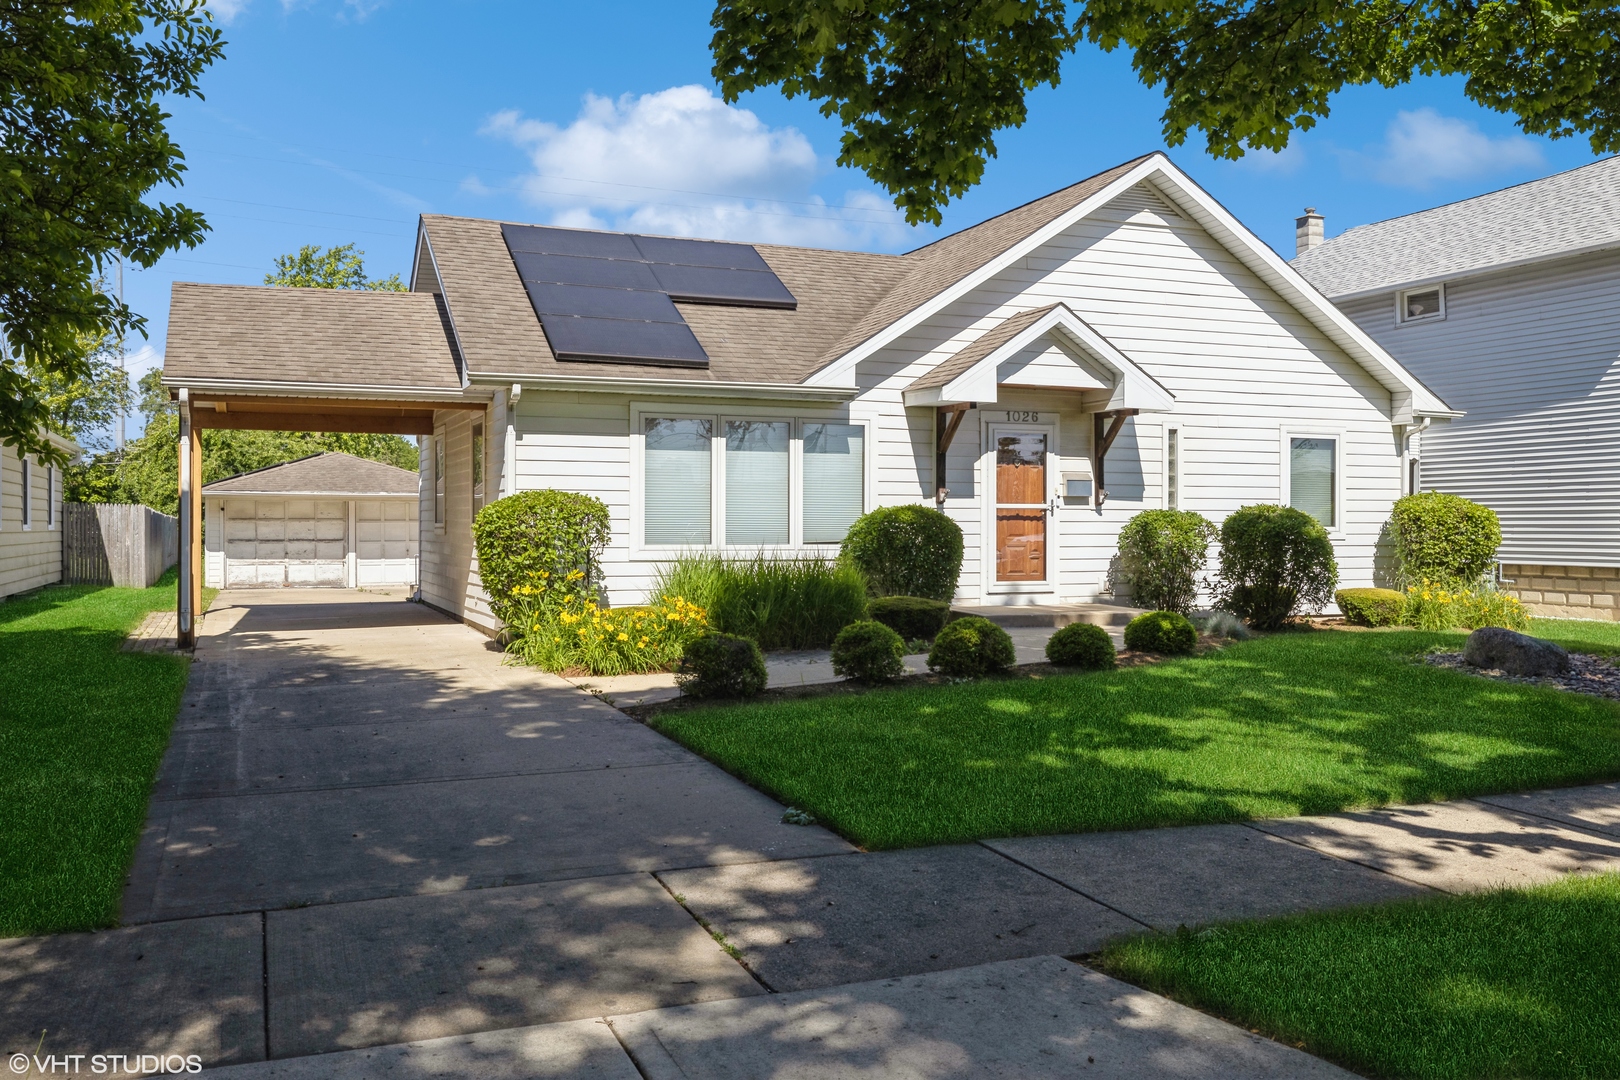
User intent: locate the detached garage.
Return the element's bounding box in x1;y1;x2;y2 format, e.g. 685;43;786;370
202;452;420;588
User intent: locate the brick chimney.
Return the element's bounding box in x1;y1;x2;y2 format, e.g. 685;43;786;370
1295;207;1324;257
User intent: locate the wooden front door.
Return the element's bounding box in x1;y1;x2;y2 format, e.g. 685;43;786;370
995;430;1048;581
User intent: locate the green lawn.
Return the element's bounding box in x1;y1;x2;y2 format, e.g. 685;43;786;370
649;629;1620;849
0;572;204;936
1097;872;1620;1080
1532;616;1620;655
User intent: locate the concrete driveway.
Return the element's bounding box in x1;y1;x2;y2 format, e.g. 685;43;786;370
6;589;851;1067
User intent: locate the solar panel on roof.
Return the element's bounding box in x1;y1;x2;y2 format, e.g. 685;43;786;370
526;283;685;323
631;234;771;271
502;224;642;260
652;263;797;309
540;314;708;367
509;250;663;291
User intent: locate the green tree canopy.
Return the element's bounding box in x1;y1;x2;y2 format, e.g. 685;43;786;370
711;0;1620;224
265;244;406;291
1;1;223;462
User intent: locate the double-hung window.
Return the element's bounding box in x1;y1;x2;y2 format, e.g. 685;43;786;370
638;410;866;550
1285;434;1338;529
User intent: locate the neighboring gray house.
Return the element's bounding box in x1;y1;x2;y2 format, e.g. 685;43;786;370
1293;157;1620;620
1;431;78;599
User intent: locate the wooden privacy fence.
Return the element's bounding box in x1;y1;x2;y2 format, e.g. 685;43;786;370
63;503;179;587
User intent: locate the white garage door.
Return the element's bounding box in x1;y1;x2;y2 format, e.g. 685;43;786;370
223;499;347;587
355;499;418;585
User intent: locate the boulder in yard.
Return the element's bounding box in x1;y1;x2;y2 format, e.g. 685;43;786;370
1463;627;1571;677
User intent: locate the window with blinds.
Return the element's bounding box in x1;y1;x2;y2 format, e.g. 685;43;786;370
1289;437;1336;527
1166;428;1179;510
725;420;789;545
803;422;864;543
645;418;713;545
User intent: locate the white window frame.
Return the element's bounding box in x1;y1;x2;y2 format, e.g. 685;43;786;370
1163;422;1182;511
629;401;872;557
1279;428;1345;538
19;454;31;530
1396;283;1445;325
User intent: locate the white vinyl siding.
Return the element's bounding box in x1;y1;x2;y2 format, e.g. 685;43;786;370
1336;246;1620;568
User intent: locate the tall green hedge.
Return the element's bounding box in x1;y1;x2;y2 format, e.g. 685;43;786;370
1214;504;1339;630
472;490;611;625
840;504;964;601
1389;491;1502;586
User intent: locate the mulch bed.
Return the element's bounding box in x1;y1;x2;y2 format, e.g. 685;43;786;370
1423;650;1620;702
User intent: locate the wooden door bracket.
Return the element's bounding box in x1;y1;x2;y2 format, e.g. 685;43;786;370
1091;409;1139;507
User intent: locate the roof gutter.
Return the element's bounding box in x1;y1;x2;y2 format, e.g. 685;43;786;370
160;376;493;403
468;372;857;402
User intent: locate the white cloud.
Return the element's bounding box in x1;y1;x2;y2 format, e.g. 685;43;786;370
124;344;164;383
1365;108;1543;188
205;0;249;22
482;85;909;249
1234;140;1306;176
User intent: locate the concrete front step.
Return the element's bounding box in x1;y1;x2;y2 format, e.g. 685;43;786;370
952;602;1144;628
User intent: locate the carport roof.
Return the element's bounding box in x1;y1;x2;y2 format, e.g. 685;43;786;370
202;452;420;497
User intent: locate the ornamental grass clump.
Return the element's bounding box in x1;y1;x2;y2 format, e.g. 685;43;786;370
1115;509;1217;614
1214;504;1339;630
653;553;867;650
831;620;907;683
504;571;709;676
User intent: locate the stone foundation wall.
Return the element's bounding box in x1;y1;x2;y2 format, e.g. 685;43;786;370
1501;564;1620;621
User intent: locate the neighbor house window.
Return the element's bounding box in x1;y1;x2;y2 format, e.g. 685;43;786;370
433;435;445;525
19;455;30;528
46;464;54;527
802;422;865;543
640;412;867;549
645;418;713;545
1288;436;1337;528
1398;285;1444;323
1165;426;1180;510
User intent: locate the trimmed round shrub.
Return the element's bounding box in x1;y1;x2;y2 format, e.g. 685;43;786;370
1115;509;1217;614
867;595;951;642
1389;491;1502;586
1124;610;1198;654
840;505;964;601
831;620;907;683
927;615;1016;677
1045;622;1116;669
1214;504;1339;630
675;632;767;699
1336;587;1406;628
473;490;610;626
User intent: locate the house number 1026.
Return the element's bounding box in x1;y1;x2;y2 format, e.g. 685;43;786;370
1005;411;1040;422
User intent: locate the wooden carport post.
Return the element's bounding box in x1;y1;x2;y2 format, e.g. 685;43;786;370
177;390;202;648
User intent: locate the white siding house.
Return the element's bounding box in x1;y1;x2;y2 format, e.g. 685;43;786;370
157;153;1454;633
1;433;77;599
1294;157;1620;619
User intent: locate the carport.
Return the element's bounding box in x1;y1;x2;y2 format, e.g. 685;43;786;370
162;282;490;645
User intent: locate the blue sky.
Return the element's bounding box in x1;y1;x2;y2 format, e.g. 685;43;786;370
119;0;1608;432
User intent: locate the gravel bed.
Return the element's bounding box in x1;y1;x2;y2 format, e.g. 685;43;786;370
1424;650;1620;701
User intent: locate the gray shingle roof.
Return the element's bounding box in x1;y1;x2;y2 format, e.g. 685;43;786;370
1292;156;1620;298
164;284;465;390
420;215;912;383
203;452;420;496
905;305;1060;392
